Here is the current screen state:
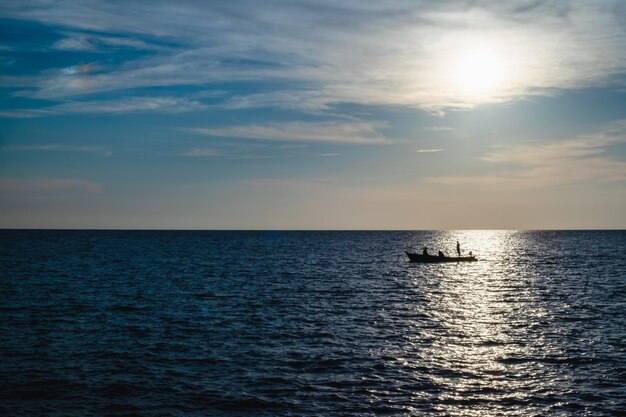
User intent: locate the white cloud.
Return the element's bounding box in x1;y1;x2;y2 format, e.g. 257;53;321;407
428;122;626;188
187;121;389;144
0;97;206;118
0;110;41;118
424;126;455;132
191;90;228;99
416;148;444;153
2;144;112;156
179;148;221;157
53;36;95;51
221;90;334;112
2;1;626;110
53;32;159;51
55;97;206;114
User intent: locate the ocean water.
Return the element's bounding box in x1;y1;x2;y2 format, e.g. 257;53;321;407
1;230;625;416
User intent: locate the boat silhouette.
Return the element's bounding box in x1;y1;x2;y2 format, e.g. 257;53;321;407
405;251;477;263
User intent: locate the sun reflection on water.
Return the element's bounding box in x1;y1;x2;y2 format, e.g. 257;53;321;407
405;231;562;415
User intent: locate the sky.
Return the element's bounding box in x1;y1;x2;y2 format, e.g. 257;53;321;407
1;0;625;229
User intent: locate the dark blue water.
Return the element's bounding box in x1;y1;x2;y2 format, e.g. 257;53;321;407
1;230;625;416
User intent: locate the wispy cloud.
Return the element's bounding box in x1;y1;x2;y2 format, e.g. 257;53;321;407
416;148;444;153
55;97;206;114
0;179;103;194
0;110;46;119
187;121;389;144
3;144;111;156
53;32;157;52
0;97;206;118
428;123;626;188
179;147;293;160
424;126;454;132
3;1;626;110
179;148;221;157
53;36;95;51
220;90;335;113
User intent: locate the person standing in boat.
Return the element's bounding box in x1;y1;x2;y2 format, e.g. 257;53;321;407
422;247;429;255
456;241;461;257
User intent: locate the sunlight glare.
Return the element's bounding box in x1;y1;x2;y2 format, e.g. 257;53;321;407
450;46;506;98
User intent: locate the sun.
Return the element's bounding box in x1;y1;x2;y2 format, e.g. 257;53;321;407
450;47;506;98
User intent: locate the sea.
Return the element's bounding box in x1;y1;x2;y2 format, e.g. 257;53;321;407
1;230;625;416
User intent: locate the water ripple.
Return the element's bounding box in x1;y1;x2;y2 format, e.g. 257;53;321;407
1;230;625;416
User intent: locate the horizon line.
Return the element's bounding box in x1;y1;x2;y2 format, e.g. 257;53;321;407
1;228;624;232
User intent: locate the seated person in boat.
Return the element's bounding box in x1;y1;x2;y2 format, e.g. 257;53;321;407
422;247;428;255
438;250;445;257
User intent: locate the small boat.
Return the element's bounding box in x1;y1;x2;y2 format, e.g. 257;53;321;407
405;251;477;263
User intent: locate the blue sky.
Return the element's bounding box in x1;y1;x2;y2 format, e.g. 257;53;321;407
1;0;625;229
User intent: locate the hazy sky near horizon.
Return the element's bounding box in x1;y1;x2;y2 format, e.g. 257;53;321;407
1;0;626;229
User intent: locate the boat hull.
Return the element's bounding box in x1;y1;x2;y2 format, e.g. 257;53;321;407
406;252;477;263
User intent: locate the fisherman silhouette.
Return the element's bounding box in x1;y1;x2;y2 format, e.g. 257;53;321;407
422;247;428;255
456;241;461;257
